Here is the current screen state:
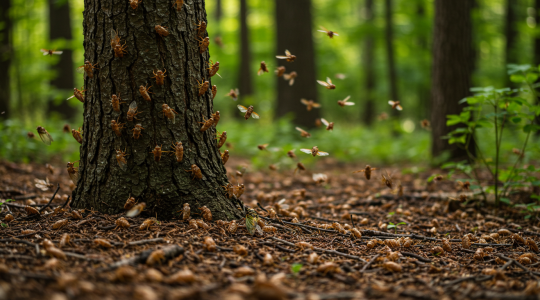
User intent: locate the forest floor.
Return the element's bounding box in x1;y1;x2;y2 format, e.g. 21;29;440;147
0;158;539;300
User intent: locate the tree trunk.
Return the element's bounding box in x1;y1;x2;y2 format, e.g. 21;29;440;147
362;0;375;126
534;0;540;137
431;0;474;160
47;0;77;120
0;0;11;119
215;0;222;21
504;0;518;87
416;0;431;120
384;0;399;120
275;0;319;128
237;0;253;100
72;0;241;221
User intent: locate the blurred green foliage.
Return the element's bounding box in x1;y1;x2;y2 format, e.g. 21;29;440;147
2;0;540;168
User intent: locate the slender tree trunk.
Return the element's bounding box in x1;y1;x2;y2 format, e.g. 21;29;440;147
0;0;11;119
237;0;253;100
275;0;319;128
431;0;474;160
362;0;375;126
72;0;241;220
384;0;399;119
47;0;77;120
215;0;222;21
534;0;540;137
416;0;430;120
504;0;518;87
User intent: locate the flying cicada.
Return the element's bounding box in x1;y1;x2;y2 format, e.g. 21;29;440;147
245;208;263;236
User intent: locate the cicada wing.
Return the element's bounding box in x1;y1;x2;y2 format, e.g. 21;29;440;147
246;214;256;235
39;132;53;145
396;105;403;111
126;206;142;218
276;56;288;59
255;224;263;236
320;118;329;126
66;95;75;101
300;99;309;106
52;51;63;55
40;49;49;54
289;78;295;86
345;102;355;106
69;170;79;183
118;159;127;171
251;112;260;119
76;66;85;74
312;103;321;108
285;49;291;56
333;32;339;36
343;95;351;102
300;149;312;155
129;101;138;110
326;77;332;84
317;151;329;156
295;127;306;134
388;100;395;106
317;80;329;87
237;105;248;113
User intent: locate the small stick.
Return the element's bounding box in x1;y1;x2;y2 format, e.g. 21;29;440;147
0;238;37;247
360;254;380;272
270;237;367;263
401;251;432;263
257;202;268;212
127;238;164;246
60;195;71;209
39;184;60;213
64;252;105;261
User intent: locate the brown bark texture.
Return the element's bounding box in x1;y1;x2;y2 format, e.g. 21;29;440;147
72;0;241;220
534;0;540;136
0;0;11;119
362;0;375;126
275;0;320;128
48;0;78;120
430;0;473;159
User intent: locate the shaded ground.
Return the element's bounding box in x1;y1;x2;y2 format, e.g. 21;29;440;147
0;159;539;300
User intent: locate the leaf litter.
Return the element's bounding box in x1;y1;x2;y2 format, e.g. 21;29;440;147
0;159;539;300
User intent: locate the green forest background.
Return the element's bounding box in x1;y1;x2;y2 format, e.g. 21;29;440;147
1;0;539;169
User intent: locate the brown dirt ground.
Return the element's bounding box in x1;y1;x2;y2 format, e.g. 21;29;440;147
0;158;539;300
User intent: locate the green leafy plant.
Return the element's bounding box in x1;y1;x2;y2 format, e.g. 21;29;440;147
0;199;14;206
444;64;540;207
387;222;406;233
291;263;303;275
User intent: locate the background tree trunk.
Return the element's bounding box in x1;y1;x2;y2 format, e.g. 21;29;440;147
215;0;222;21
362;0;375;126
431;0;474;160
504;0;518;87
275;0;319;128
72;0;241;221
415;0;431;120
237;0;253;100
47;0;77;120
384;0;399;120
0;0;11;119
534;0;540;137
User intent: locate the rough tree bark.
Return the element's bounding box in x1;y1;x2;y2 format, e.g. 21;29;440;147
237;0;253;100
72;0;241;220
0;0;11;119
275;0;320;128
431;0;474;159
47;0;77;120
384;0;399;120
362;0;376;126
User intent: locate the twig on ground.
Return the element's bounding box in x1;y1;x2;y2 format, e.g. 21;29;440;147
360;254;380;272
270;237;367;263
401;251;432;263
127;238;164;246
39;184;60;213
